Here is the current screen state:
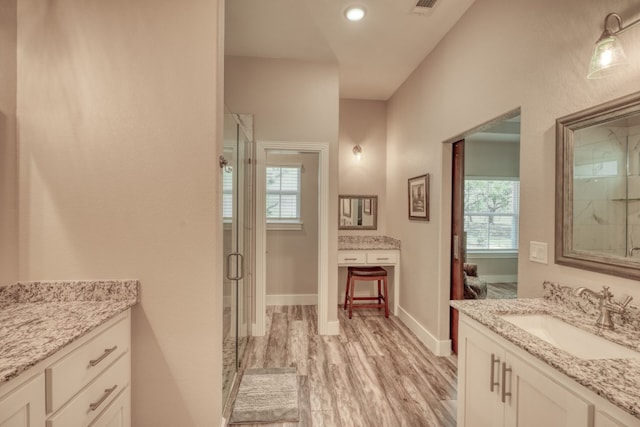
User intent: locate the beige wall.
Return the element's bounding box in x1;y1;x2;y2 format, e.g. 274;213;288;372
386;0;640;341
338;99;388;235
466;256;518;283
225;55;340;319
266;152;319;296
465;139;520;178
17;1;222;425
0;0;17;287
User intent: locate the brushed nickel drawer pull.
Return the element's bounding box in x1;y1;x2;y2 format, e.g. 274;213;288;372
344;258;358;261
89;385;117;411
376;257;389;261
490;354;500;392
89;346;118;367
501;362;512;403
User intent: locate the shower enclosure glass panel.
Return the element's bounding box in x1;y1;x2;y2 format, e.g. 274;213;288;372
573;117;640;257
222;111;253;407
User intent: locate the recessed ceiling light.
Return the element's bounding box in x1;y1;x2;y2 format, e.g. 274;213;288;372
344;5;366;22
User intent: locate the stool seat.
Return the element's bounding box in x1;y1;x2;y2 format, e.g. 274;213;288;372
349;266;388;277
344;266;389;319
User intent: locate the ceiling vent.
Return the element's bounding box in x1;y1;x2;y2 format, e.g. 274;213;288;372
411;0;438;14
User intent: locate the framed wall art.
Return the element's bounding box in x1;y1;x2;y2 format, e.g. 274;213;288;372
408;174;429;221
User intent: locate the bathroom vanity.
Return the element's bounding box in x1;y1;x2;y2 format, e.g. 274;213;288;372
0;281;138;427
452;282;640;427
338;236;400;315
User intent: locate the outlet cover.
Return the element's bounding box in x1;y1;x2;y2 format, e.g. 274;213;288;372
529;241;548;264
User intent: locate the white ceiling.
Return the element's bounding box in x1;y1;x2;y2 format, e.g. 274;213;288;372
225;0;476;101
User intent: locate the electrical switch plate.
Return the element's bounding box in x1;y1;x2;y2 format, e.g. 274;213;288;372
529;241;548;264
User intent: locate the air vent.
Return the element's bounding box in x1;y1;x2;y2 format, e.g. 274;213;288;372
416;0;437;7
411;0;437;15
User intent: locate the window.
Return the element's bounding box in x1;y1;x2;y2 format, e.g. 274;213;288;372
266;165;301;222
222;167;233;221
464;179;520;252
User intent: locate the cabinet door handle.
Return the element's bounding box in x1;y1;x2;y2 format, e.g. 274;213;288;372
490;353;500;392
501;362;512;403
89;385;118;411
89;346;118;367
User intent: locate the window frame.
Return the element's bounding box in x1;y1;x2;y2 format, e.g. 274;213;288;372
265;162;303;230
464;176;520;254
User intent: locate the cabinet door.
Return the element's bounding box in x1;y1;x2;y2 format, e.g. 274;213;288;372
89;386;130;427
458;320;505;427
504;352;592;427
0;374;45;427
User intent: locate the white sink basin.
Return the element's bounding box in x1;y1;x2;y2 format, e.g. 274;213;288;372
500;314;640;360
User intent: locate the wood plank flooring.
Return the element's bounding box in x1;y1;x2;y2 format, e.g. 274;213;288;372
486;282;517;299
226;305;457;427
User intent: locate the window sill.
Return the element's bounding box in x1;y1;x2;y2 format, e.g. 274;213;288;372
466;251;518;259
267;221;303;231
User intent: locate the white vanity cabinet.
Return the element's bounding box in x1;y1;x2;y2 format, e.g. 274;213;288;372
46;311;131;427
338;249;400;315
458;314;623;427
0;374;45;427
0;310;131;427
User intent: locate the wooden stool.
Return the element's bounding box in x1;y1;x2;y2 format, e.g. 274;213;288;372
343;266;389;319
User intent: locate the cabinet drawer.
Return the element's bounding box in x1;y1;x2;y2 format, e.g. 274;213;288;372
46;315;129;413
89;385;130;427
338;251;366;264
366;251;397;264
47;353;130;427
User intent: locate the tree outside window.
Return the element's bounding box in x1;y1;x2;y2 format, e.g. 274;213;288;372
464;179;520;251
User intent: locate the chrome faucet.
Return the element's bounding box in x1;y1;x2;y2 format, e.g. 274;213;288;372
574;286;633;330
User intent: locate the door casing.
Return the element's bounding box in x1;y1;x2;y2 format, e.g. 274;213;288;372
254;140;330;336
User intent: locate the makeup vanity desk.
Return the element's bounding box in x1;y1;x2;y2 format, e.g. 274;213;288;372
338;236;401;316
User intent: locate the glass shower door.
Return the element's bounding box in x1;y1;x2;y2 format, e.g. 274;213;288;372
222;111;253;408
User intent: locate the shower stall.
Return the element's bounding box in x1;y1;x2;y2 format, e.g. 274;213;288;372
221;110;254;408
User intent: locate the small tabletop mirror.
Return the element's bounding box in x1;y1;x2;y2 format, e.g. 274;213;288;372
339;195;378;230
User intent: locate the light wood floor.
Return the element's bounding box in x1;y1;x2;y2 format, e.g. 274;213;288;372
227;305;458;426
486;282;517;299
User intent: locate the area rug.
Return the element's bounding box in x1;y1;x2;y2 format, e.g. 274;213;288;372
229;367;299;424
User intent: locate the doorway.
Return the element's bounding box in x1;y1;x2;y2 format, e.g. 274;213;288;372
254;141;331;336
450;113;521;353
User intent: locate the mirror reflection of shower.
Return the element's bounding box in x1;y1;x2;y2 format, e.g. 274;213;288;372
572;116;640;259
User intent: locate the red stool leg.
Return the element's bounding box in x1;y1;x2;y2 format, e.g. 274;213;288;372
343;270;351;310
377;280;382;308
349;276;355;319
383;277;389;318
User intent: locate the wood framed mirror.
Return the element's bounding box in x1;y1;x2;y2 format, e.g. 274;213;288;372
338;195;378;230
556;91;640;280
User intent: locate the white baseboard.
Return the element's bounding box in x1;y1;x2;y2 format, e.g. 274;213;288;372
266;294;318;306
251;322;263;337
398;306;452;357
326;320;340;335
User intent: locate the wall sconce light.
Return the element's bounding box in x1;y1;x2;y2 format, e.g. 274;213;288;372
588;12;640;79
352;144;362;161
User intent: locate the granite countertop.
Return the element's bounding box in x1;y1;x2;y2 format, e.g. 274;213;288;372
0;280;139;385
338;235;401;250
451;281;640;419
